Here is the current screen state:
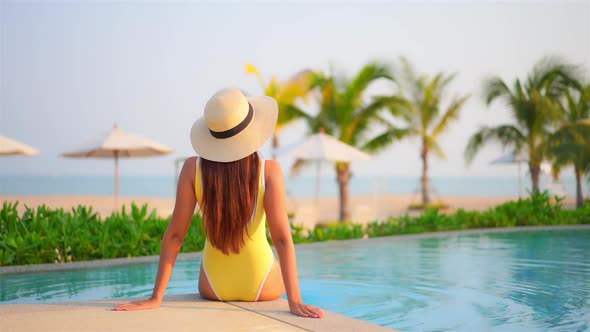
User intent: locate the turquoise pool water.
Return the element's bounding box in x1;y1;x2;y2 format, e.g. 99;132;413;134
1;228;589;332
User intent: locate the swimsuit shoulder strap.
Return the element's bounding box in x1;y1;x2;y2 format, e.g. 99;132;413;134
194;156;202;202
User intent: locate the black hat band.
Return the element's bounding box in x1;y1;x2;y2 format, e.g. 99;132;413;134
209;102;254;139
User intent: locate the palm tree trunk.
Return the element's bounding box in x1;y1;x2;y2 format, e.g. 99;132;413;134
421;141;430;205
530;164;541;194
271;133;279;160
336;163;351;221
575;165;583;208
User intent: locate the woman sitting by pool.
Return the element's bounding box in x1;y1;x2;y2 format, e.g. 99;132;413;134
113;88;323;318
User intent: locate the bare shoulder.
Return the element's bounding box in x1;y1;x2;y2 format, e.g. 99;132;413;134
264;159;284;184
180;157;198;182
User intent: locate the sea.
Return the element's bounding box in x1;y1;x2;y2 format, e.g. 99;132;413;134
0;175;584;198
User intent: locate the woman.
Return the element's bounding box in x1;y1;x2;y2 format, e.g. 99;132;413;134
113;88;323;318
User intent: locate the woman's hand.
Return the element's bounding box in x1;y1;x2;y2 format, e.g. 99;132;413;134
289;301;324;318
112;297;161;311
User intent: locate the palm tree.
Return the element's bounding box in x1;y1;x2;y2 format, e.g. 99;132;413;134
245;64;314;159
548;82;590;207
395;58;469;206
304;62;410;221
465;57;577;194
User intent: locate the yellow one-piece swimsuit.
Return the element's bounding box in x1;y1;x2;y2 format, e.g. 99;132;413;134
195;156;275;301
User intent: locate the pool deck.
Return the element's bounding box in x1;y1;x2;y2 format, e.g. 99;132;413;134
0;294;395;331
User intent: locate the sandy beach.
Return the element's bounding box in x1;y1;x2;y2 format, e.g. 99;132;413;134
0;193;559;224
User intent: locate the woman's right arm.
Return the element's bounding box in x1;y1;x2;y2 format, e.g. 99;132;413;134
113;157;198;311
264;160;323;318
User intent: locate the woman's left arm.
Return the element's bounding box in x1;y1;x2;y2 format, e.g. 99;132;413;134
113;157;197;311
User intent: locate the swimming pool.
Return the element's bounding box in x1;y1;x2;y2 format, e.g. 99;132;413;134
2;227;589;332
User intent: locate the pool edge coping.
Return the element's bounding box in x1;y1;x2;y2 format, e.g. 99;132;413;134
0;295;397;331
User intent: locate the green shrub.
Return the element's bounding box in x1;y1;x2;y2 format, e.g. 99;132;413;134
1;192;589;266
0;202;205;266
364;192;589;239
308;222;364;242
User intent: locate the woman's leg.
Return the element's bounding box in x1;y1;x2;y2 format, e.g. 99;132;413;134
198;263;220;301
257;258;286;301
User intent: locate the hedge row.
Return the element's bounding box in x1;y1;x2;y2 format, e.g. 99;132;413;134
1;192;588;266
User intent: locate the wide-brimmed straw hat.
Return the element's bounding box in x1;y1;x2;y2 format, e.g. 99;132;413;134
191;88;278;162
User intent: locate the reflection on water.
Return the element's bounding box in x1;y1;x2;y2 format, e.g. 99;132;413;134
1;229;589;332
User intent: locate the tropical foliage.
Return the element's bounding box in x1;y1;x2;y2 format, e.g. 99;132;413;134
303;62;410;221
547;82;590;207
364;192;589;237
246;57;589;216
393;57;469;205
245;64;314;158
0;201;204;266
465;57;579;193
2;193;588;266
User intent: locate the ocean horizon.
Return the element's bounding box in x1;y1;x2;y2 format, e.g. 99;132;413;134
0;175;584;199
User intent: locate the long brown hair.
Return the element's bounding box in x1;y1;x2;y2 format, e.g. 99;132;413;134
200;152;260;255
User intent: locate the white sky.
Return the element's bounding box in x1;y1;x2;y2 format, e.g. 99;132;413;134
1;0;589;178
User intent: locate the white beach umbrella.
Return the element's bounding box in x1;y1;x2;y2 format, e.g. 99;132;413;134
62;124;174;208
490;152;527;164
490;151;528;198
276;130;371;214
276;131;371;162
0;135;40;156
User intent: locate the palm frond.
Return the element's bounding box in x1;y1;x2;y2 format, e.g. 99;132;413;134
561;89;578;122
483;77;513;106
530;56;581;94
431;94;470;137
547;117;590;171
425;136;447;160
397;56;418;95
551;141;590;166
581;84;590;118
275;70;315;104
506;57;579;144
276;104;313;132
244;64;266;88
420;73;445;128
344;95;409;144
246;66;315;133
312;74;340;132
360;127;413;154
439;72;457;90
340;62;394;124
344;63;393;101
464;125;525;164
266;77;280;98
384;95;413;121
